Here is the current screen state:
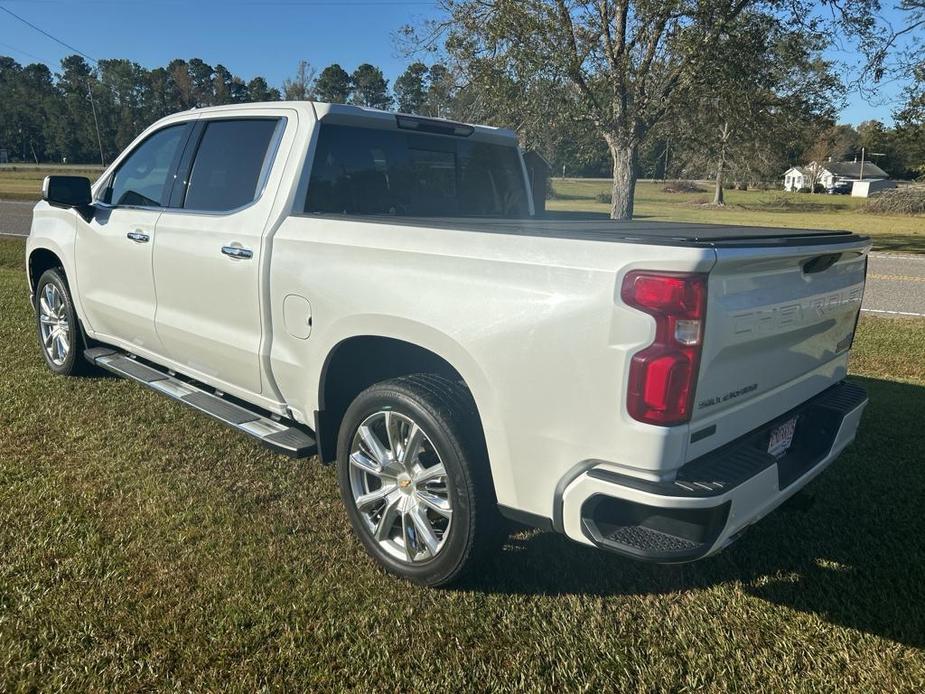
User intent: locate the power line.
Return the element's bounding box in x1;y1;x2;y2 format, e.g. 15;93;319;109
0;39;57;64
0;5;107;165
3;0;438;5
0;4;97;64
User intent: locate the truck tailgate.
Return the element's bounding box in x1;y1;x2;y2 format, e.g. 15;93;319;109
694;240;869;421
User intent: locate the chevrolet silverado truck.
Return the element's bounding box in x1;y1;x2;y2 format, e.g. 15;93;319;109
27;102;869;585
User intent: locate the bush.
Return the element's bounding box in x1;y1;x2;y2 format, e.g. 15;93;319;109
595;191;612;203
662;180;706;193
865;188;925;216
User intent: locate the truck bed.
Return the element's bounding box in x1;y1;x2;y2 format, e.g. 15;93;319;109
311;210;868;248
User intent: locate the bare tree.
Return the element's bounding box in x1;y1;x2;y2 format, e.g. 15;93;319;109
283;60;317;101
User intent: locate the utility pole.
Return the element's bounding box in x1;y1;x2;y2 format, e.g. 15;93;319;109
87;80;105;167
858;147;886;181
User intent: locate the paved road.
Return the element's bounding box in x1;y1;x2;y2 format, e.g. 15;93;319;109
0;200;34;240
2;199;923;316
863;253;925;317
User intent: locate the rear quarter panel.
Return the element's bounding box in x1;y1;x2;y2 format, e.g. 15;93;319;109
268;216;715;517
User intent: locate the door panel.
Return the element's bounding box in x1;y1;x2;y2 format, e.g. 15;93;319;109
73;121;193;352
152;215;265;392
75;207;163;350
152;115;288;395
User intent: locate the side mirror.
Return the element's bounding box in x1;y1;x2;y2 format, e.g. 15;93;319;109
42;175;93;221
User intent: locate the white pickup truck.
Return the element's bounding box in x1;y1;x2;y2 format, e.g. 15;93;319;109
27;102;869;585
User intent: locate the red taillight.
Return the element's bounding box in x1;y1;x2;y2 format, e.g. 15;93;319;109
621;271;707;425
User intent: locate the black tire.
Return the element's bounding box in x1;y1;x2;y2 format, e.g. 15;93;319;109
34;268;91;377
336;374;502;586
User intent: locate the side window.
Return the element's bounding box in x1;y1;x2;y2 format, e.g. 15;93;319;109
183;119;280;212
106;124;188;207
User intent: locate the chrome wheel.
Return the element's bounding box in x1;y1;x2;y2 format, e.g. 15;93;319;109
38;282;70;366
349;410;452;564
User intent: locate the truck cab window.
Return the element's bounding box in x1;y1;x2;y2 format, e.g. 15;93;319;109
105;124;188;207
183;118;280;212
304;124;529;218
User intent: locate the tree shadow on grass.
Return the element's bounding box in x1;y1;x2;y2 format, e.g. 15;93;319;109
466;376;925;648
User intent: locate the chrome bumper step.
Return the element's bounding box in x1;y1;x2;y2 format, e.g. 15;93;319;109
84;347;316;458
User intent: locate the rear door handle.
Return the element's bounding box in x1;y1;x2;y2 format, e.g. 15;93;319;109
221;245;253;260
127;231;150;243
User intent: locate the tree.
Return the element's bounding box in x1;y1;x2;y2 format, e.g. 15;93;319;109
55;55;104;164
394;62;429;113
894;65;925;179
187;58;215;107
283;60;316;100
666;15;843;204
212;64;235;104
427;0;876;219
166;59;194;110
351;63;391;109
314;64;352;103
246;76;281;102
856;120;905;177
97;58;149;157
424;63;457;118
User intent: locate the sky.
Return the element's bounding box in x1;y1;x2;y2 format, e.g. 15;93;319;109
0;0;913;126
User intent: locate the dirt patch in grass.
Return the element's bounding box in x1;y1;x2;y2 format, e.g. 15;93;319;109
662;180;707;194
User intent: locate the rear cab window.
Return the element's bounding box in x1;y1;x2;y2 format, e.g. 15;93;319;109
302;123;529;218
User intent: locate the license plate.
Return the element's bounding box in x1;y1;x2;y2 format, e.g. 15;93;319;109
768;417;797;458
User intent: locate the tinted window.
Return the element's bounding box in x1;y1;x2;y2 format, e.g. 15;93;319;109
107;124;187;207
304;124;529;218
184;119;279;212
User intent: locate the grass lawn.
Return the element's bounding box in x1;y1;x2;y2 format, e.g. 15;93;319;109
0;165;104;201
551;179;925;254
1;236;924;690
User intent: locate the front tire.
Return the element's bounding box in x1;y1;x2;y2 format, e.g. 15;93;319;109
34;268;90;376
336;374;501;586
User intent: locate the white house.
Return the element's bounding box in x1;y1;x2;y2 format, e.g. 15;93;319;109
783;160;889;192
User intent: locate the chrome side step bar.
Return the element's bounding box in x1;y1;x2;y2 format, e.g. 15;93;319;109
84;347;316;458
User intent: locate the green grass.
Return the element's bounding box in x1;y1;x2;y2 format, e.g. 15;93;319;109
551;179;925;254
0;165;104;201
1;236;924;690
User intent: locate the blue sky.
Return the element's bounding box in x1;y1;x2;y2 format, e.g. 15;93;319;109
0;0;911;125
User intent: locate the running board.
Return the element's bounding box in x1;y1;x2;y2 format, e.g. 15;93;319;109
84;347;316;458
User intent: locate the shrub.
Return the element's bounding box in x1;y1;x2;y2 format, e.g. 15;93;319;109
595;191;612;203
662;180;706;193
864;188;925;216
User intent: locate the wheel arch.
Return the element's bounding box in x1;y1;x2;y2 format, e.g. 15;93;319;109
28;246;67;294
315;335;493;469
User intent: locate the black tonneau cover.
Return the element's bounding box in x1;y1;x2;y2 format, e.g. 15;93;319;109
308;210;868;249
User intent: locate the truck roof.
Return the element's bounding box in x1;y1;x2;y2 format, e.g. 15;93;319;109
169;101;518;146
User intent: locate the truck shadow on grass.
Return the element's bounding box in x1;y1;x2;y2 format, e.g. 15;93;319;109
471;376;925;648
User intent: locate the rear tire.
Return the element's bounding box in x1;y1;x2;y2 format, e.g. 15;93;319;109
336;374;501;586
34;268;91;377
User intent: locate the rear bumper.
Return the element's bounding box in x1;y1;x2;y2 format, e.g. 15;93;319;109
558;381;868;562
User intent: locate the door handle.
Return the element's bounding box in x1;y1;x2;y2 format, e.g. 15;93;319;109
127;231;150;243
221;245;253;260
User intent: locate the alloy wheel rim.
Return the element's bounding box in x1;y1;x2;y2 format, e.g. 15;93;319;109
349;410;453;564
38;283;70;366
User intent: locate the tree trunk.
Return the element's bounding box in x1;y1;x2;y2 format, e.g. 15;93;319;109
606;136;638;220
713;122;728;206
713;156;725;205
